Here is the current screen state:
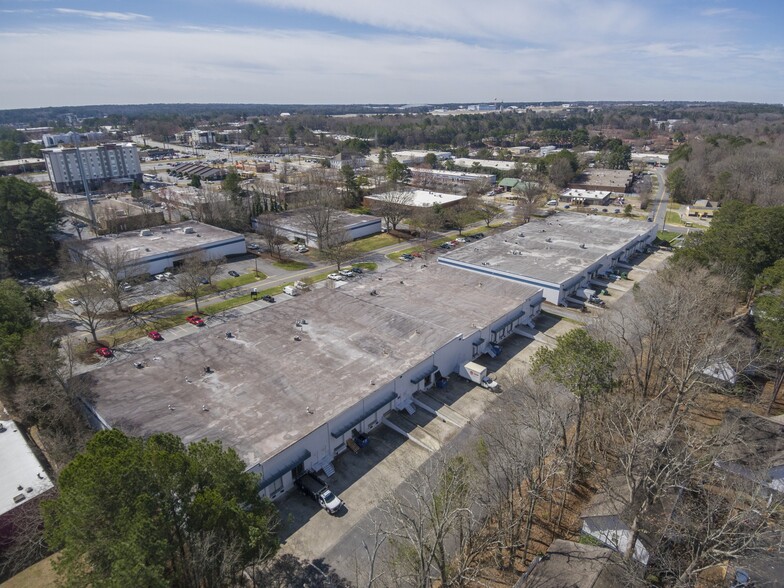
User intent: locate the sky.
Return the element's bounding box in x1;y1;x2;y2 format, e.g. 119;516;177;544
1;0;783;109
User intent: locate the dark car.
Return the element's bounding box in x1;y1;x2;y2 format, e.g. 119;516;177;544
351;267;364;274
199;277;210;285
262;295;275;303
228;270;240;277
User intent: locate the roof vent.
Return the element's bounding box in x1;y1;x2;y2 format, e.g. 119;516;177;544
546;237;552;243
139;229;152;237
183;226;195;234
580;243;587;249
13;494;26;504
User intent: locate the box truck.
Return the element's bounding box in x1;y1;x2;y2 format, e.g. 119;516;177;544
459;361;499;391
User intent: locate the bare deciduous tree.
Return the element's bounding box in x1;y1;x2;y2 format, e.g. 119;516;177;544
257;216;287;259
370;190;413;232
173;253;225;313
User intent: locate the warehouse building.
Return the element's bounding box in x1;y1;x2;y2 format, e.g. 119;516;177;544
252;209;382;248
437;213;656;306
364;189;465;210
0;421;54;546
77;263;543;499
569;169;634;193
73;221;246;279
42;142;142;194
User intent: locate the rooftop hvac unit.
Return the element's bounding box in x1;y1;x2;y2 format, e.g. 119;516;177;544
580;243;587;249
183;226;195;234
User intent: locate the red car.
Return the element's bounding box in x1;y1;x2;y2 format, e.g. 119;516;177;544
147;330;163;341
186;315;205;326
96;347;113;358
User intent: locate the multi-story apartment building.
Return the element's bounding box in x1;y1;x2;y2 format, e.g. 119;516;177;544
41;131;105;148
42;143;142;193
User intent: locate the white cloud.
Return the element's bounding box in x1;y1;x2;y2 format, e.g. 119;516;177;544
54;8;151;21
0;22;782;109
245;0;648;44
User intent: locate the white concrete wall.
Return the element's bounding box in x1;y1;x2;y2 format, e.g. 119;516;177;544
112;237;247;278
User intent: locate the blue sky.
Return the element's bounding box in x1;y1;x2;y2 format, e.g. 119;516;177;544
1;0;783;109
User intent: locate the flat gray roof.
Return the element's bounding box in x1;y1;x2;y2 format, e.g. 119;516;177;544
571;168;633;190
270;208;380;234
439;213;654;286
81;264;540;468
78;221;244;259
0;421;54;517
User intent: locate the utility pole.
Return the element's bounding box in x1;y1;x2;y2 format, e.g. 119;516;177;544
74;146;97;230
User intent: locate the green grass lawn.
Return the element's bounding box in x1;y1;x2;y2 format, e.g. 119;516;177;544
351;232;400;253
387;245;425;261
131;273;265;313
665;211;683;225
214;272;266;289
657;230;680;243
352;262;377;271
274;259;309;271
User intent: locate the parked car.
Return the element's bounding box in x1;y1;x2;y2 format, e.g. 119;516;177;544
339;269;355;278
351;267;364;274
614;208;621;214
228;270;240;277
67;297;80;306
262;295;275;303
399;254;414;261
199;277;210;285
147;330;163;341
564;204;571;209
328;273;345;281
154;274;166;281
455;237;467;243
121;282;132;292
247;243;260;250
296;245;309;253
474;232;485;238
647;216;654;222
186;315;205;326
163;272;174;279
439;243;452;249
96;347;113;358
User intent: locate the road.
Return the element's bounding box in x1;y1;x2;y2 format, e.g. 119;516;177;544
652;167;670;231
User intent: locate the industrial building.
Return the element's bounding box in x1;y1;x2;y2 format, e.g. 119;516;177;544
77;263;543;500
391;150;452;165
63;197;165;234
364;189;465;210
437;213;656;306
569;169;634;193
329;152;366;170
410;167;496;188
169;162;227;181
73;221;246;279
0;421;54;545
252;209;381;248
559;189;613;207
42;142;142;194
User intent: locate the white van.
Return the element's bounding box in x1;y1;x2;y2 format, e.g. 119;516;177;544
546;199;558;206
283;285;300;296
